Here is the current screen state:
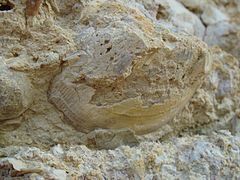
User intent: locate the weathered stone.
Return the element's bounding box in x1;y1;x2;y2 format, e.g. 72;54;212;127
204;22;240;58
0;132;240;179
49;0;210;134
0;0;239;179
83;128;139;149
192;48;240;130
201;5;229;25
138;0;205;38
179;0;240;58
0;57;33;121
164;47;240;138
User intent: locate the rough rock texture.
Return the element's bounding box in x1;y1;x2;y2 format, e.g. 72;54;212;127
138;47;240;142
188;48;240;133
0;59;31;119
49;0;210;134
179;0;240;58
0;131;240;179
0;0;239;179
137;0;206;38
0;57;33;131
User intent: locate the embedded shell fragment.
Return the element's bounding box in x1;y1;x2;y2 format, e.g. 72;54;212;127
1;0;240;178
49;1;211;134
0;58;33;121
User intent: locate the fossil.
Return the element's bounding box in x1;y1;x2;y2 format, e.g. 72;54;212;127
0;57;33;121
48;1;211;135
49;32;210;134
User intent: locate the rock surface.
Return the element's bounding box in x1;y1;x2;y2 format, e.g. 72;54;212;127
0;57;33;131
49;0;210;134
0;131;239;179
0;0;239;179
179;0;240;58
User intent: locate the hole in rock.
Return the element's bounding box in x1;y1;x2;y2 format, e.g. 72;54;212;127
12;52;19;57
156;4;169;20
104;40;110;44
106;46;112;53
82;19;89;25
0;1;14;11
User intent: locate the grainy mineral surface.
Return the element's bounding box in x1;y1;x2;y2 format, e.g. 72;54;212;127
0;0;239;179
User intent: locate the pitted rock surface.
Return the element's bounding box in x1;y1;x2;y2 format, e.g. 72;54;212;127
0;0;239;178
49;1;210;134
0;57;33;121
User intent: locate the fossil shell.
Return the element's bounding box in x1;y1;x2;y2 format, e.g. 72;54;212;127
49;31;210;135
48;1;211;135
0;57;33;121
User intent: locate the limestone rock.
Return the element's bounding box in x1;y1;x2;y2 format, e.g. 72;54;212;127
165;48;240;138
177;0;207;12
137;0;205;38
0;131;240;179
0;2;239;178
179;0;240;58
204;22;240;58
0;57;33;121
192;48;240;131
201;5;229;25
83;128;139;149
49;0;210;134
0;158;67;180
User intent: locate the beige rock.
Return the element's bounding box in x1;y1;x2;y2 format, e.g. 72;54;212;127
0;57;33;122
179;0;240;58
49;0;210;134
0;0;239;179
82;128;139;149
137;0;206;38
201;5;229;25
0;131;240;179
0;0;238;156
177;0;207;12
167;48;240;137
204;22;240;58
